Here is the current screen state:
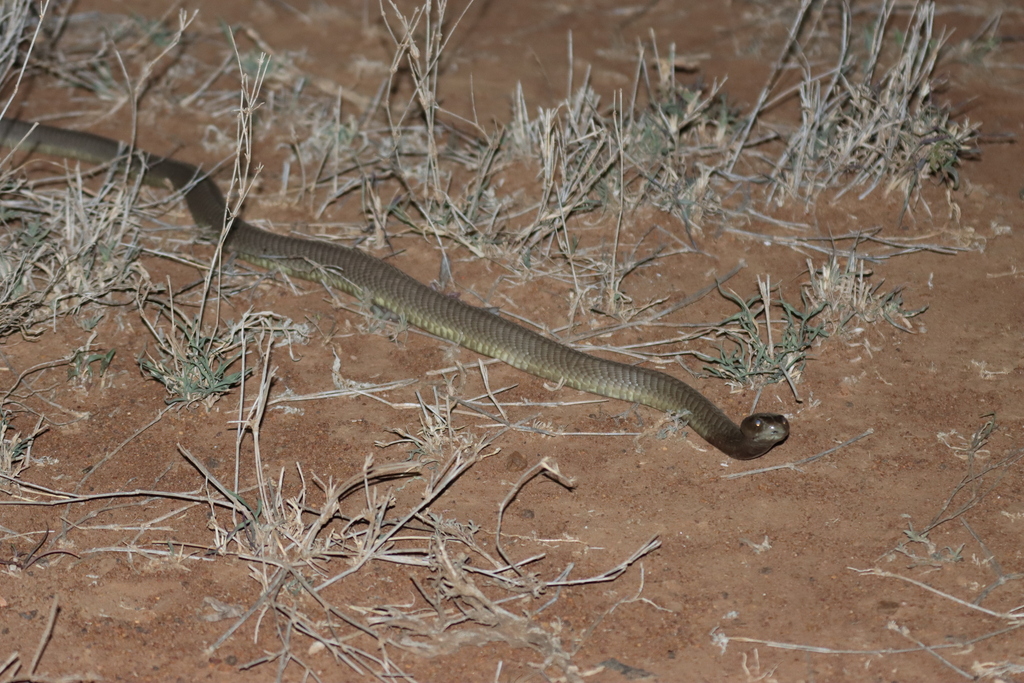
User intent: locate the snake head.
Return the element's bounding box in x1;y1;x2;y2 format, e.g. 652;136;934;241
736;413;790;459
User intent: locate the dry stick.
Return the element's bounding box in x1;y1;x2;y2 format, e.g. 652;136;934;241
240;25;372;113
453;395;637;439
206;569;290;655
476;358;509;423
269;382;419;410
456;401;638;438
177;446;255;521
849;568;1024;622
739;624;1024;682
606;90;627;315
757;273;802;404
452;397;551;437
918;421;1017;538
272;563;381;642
268;378;419;405
495;457;576;571
0;474;246;511
178;50;234;108
888;621;974;680
722;429;873;479
120;9;195;132
726;0;815;173
202;36;268;334
0;652;19;681
728;623;1024;656
721;206;812;231
27;594;59;676
73;403;175;493
724;226;965;260
961;517;1024;606
0;356;80;409
546;537;662;588
456;554;548;585
314;443;491;592
262;573;389;679
565;262;745;344
765;4;849;203
237;341;275;525
0;0;48;121
272;603;296;683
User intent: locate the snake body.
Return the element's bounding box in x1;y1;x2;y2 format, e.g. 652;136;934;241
0;117;789;460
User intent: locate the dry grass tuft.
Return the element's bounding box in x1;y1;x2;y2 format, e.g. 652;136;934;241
762;0;979;211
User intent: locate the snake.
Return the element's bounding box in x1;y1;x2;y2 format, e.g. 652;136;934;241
0;117;789;460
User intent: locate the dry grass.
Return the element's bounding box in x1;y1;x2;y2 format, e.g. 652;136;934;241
804;253;927;334
0;0;1013;680
732;0;980;212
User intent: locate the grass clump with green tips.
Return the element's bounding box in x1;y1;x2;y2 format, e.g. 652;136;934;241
137;300;308;408
683;277;827;395
764;0;980;209
138;315;251;408
0;411;45;481
805;255;928;334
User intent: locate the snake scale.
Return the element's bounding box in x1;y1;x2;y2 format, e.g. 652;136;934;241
0;117;789;460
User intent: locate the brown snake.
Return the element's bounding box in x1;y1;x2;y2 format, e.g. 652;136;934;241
0;118;789;460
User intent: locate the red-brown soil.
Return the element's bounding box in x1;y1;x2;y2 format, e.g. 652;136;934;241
1;1;1022;682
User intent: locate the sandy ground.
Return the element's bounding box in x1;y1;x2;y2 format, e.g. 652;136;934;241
1;1;1023;681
